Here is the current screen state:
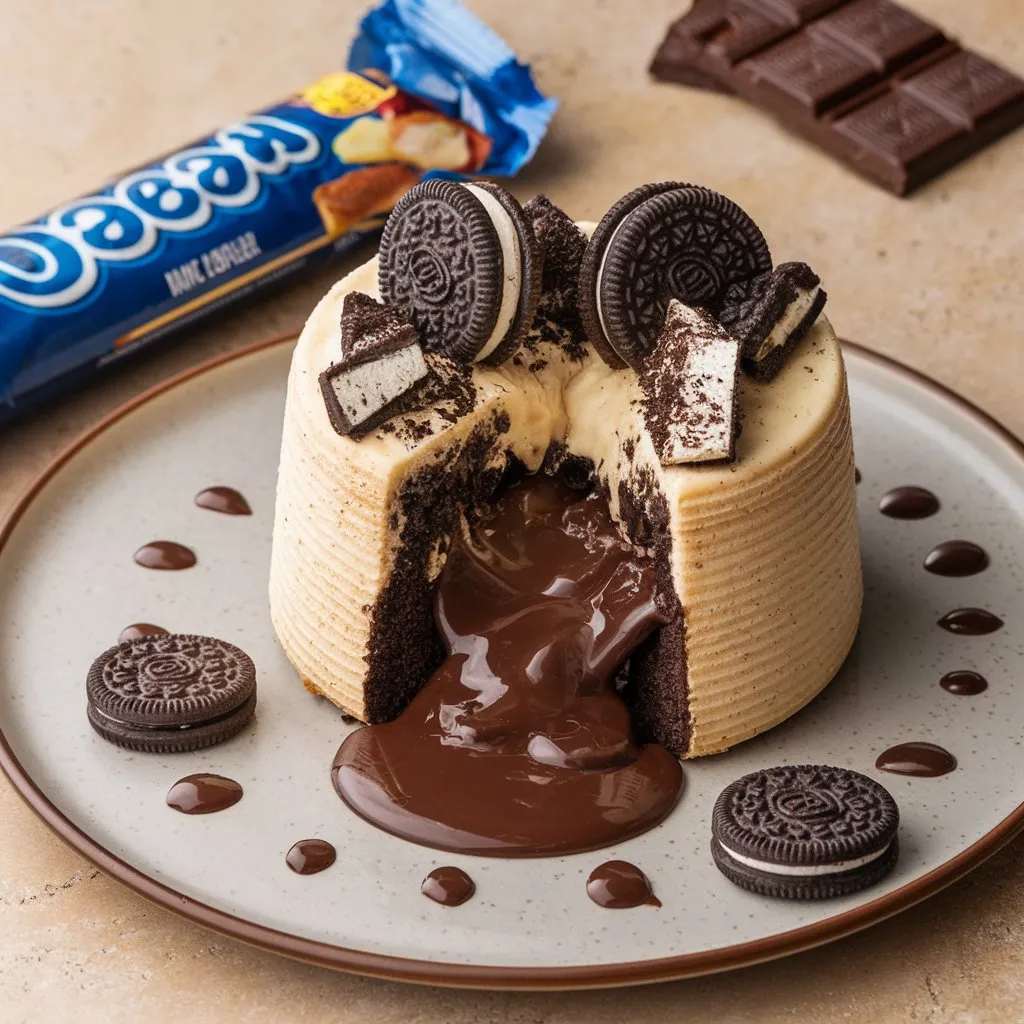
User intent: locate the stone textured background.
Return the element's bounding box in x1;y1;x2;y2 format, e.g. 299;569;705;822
1;1;1022;1020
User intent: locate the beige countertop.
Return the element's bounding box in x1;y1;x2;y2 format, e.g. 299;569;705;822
1;0;1023;1020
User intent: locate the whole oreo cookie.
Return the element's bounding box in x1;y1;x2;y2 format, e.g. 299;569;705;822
378;179;537;365
579;183;771;369
711;765;899;900
86;634;257;753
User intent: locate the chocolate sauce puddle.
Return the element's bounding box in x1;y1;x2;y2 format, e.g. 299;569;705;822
134;541;196;570
166;773;242;813
937;608;1003;635
941;670;988;695
587;860;660;909
332;475;684;857
421;866;475;906
118;623;168;643
879;486;939;519
195;486;252;515
876;742;956;777
924;540;989;577
286;839;336;874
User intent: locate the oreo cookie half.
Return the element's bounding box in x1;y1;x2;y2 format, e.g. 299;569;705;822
711;765;900;900
378;179;538;366
579;183;772;369
720;262;827;382
86;634;257;753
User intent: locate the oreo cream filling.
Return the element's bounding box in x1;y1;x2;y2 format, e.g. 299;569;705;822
718;839;892;877
463;184;521;362
753;283;823;363
594;212;631;361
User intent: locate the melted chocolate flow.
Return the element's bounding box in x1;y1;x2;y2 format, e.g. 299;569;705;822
937;608;1003;635
134;541;197;570
586;860;660;909
117;623;168;643
332;475;684;858
166;774;243;814
876;742;956;777
286;839;337;875
879;486;939;519
421;866;475;906
941;670;988;695
924;541;989;577
195;486;252;516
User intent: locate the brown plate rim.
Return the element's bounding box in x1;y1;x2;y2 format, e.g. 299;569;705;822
1;335;1023;991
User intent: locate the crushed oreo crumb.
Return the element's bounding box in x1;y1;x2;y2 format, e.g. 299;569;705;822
339;291;417;361
522;195;589;363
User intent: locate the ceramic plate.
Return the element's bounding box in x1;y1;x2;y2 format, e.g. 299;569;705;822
1;338;1022;990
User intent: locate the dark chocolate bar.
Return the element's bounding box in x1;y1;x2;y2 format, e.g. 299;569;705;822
650;0;1024;195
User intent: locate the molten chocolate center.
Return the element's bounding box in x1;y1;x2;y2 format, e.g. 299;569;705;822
332;474;684;856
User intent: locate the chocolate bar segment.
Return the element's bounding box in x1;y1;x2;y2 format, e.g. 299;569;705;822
650;0;1024;195
809;0;945;73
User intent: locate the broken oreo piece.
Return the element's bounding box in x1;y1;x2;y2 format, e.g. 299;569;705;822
639;299;742;465
720;262;827;381
580;183;772;369
711;765;900;900
378;179;537;365
339;290;416;360
86;634;257;753
321;296;429;439
523;194;588;341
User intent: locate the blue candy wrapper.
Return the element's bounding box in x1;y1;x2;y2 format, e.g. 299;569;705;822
0;0;555;424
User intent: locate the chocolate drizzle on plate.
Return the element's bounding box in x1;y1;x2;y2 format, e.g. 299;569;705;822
924;541;989;577
878;486;939;519
332;474;684;857
876;743;956;778
166;774;243;814
195;486;252;516
586;861;660;909
937;609;1003;635
133;541;197;570
941;671;988;696
421;866;475;906
286;839;337;875
117;623;168;643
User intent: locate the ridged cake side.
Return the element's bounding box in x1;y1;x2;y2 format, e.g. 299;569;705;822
670;367;860;757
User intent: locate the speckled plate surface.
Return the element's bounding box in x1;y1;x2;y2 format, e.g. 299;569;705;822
1;336;1022;990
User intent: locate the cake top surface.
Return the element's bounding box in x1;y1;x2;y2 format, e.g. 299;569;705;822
292;242;845;499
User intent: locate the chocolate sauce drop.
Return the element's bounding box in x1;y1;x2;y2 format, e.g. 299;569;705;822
421;866;475;906
876;742;956;777
924;541;989;577
586;861;660;909
879;486;939;519
941;670;988;696
332;475;684;857
855;467;862;485
117;622;168;643
195;486;252;516
166;773;242;814
286;839;337;875
134;541;197;570
937;608;1003;635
